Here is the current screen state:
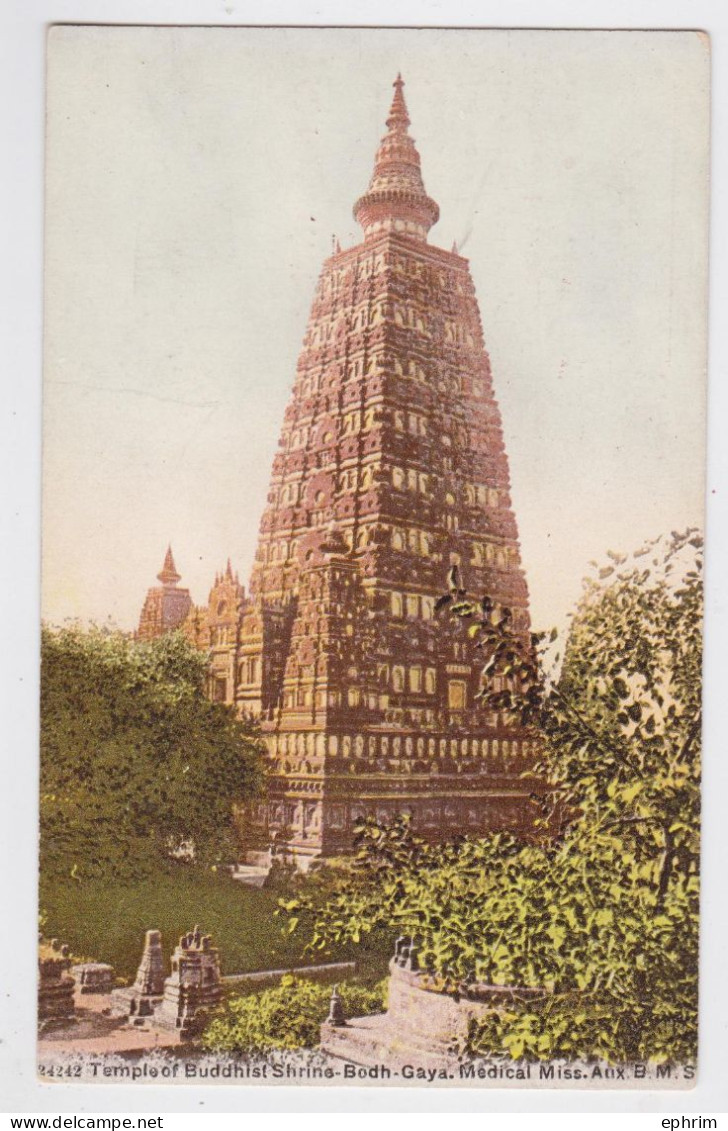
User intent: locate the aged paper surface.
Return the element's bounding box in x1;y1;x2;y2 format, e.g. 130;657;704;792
39;26;709;1088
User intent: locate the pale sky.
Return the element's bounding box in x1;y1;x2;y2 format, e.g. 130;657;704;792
42;26;709;633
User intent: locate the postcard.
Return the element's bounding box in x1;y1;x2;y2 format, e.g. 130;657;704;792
39;25;709;1088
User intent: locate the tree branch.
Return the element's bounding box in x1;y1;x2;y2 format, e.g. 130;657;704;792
547;684;645;779
656;827;676;912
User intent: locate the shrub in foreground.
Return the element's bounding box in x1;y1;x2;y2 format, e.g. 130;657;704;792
202;975;386;1052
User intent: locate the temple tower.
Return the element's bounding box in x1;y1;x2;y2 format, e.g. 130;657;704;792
137;546;192;641
235;77;539;864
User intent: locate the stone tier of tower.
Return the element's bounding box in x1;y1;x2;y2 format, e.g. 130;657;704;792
142;77;543;866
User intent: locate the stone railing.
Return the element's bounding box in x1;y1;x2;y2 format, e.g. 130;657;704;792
321;951;546;1070
385;958;545;1050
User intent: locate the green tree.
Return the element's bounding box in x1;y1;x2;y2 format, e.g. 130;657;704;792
40;625;264;882
280;530;702;1063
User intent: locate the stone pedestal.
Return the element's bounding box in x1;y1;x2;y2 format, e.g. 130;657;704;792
38;938;76;1032
72;962;115;994
111;929;165;1023
153;925;222;1039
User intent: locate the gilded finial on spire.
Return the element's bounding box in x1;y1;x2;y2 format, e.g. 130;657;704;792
157;545;181;587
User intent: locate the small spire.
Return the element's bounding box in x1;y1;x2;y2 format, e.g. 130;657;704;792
325;984;347;1028
451;239;459;255
386;73;410;131
157;545;181;587
225;558;233;581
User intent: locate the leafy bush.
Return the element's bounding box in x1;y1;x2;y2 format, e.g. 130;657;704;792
40;626;265;881
202;975;386;1052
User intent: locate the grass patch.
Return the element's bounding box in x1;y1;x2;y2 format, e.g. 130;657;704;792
40;864;391;984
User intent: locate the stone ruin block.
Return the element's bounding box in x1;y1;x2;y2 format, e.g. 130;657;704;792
111;929;165;1024
38;937;76;1032
153;925;222;1039
72;962;115;994
393;934;420;972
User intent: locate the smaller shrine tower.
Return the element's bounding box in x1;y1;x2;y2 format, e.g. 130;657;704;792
182;560;246;703
137;546;192;641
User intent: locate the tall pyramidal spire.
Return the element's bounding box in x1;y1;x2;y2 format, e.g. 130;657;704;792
353;74;439;241
193;75;541;866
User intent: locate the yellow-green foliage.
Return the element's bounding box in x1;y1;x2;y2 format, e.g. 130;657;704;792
202;975;386;1053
